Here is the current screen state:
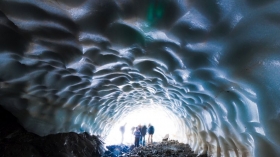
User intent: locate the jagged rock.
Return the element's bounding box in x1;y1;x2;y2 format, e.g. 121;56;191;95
152;150;158;154
0;106;104;157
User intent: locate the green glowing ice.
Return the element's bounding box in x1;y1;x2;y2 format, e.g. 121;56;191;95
147;1;165;25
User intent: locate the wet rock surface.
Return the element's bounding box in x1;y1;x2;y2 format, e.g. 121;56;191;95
103;144;132;157
103;140;208;157
0;106;104;157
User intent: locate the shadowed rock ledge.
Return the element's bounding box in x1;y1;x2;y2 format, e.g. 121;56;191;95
0;105;104;157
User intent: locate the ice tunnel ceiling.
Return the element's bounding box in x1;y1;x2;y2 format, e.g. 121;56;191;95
0;0;280;156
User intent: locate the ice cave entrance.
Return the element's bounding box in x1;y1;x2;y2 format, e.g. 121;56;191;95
104;104;187;145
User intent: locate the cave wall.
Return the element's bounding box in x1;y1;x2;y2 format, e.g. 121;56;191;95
0;0;280;156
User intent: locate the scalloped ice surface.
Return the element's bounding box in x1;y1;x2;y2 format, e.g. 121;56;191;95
0;0;280;156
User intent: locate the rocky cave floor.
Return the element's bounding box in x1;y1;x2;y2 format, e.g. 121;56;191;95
103;141;208;157
0;105;208;157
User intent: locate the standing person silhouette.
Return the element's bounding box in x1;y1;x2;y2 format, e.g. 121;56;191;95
147;123;154;144
133;127;141;147
130;126;136;142
138;125;142;146
120;123;126;144
140;124;147;146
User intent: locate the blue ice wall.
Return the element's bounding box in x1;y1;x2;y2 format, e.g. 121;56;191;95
0;0;280;156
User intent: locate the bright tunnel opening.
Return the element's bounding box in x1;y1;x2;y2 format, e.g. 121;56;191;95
104;104;187;145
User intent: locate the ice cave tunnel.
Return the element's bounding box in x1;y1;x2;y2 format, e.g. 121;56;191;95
0;0;280;156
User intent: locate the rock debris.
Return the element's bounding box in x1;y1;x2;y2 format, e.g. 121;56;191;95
103;140;208;157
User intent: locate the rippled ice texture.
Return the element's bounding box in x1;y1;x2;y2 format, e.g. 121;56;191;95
0;0;280;156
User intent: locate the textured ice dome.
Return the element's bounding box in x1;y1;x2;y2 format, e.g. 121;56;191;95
0;0;280;156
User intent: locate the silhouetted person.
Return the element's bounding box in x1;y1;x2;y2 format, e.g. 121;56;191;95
130;126;136;142
140;125;147;146
147;123;154;144
120;123;126;144
133;127;141;147
138;125;142;146
131;126;135;134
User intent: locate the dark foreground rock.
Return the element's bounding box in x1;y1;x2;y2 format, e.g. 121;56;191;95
103;144;132;157
103;140;208;157
0;105;104;157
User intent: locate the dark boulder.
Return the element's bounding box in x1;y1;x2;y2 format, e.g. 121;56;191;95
0;105;104;157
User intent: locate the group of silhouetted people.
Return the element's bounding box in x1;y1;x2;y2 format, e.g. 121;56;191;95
119;123;155;147
133;124;154;147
